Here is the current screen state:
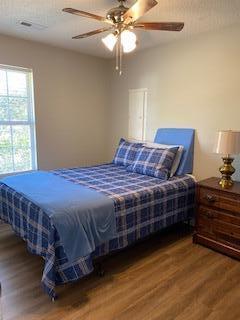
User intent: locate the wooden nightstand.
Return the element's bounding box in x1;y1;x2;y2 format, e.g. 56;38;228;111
193;177;240;260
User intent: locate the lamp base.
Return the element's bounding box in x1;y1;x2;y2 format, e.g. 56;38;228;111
219;177;234;188
219;157;235;189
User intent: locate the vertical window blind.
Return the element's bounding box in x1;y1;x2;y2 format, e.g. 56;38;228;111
0;65;37;175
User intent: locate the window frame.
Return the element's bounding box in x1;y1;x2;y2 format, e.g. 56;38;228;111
0;64;38;176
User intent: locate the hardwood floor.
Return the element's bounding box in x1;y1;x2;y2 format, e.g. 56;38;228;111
1;222;240;320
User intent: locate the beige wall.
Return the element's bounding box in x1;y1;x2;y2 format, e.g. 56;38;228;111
0;34;110;170
2;25;240;181
109;24;240;181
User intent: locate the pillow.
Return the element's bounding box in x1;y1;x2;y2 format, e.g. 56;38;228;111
126;146;179;180
143;142;184;177
113;138;143;166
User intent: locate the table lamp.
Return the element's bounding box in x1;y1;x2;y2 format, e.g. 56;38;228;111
213;130;240;188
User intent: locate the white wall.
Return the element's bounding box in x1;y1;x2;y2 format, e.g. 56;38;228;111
109;24;240;181
0;34;110;170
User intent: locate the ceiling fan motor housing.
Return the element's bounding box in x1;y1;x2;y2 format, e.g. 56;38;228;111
106;4;129;24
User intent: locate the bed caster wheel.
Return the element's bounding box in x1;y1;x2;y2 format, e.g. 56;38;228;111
96;263;105;277
98;269;105;277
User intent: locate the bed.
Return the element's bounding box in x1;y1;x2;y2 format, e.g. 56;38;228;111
0;128;196;300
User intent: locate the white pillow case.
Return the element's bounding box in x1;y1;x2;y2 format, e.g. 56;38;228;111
143;142;184;177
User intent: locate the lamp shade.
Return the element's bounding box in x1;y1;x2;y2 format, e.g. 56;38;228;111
213;130;240;155
102;33;117;51
121;30;137;53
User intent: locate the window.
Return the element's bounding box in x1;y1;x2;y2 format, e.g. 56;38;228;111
0;65;37;175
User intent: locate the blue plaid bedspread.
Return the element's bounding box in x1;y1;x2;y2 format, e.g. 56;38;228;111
0;164;196;299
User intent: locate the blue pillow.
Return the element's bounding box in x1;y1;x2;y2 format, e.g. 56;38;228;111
126;146;179;180
113;138;143;167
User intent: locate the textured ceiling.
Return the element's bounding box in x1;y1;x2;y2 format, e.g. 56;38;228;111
0;0;240;58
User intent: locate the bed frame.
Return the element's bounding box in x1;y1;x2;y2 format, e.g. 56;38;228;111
0;128;196;301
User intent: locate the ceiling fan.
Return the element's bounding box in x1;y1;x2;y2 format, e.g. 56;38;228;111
63;0;184;74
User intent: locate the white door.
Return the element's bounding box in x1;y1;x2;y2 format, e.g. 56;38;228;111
128;88;147;141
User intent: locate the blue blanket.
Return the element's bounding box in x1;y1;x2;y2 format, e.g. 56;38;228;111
1;171;116;262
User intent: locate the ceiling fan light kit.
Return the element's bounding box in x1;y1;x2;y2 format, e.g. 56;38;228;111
63;0;184;75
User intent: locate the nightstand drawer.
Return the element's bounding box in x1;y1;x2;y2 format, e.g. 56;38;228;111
198;206;240;226
199;187;240;214
197;207;240;249
197;213;215;238
213;219;240;238
213;220;240;249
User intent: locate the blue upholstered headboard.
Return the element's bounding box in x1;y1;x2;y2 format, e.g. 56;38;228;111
154;128;195;175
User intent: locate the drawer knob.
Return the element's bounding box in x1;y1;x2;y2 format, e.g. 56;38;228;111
205;194;216;203
202;210;215;219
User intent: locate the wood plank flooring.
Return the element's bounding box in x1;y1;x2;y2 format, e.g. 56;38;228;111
1;222;240;320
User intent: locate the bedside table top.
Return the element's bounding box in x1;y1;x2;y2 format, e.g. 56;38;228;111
198;177;240;195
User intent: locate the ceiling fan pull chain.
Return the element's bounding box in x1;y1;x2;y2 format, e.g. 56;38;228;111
119;39;123;76
116;37;119;71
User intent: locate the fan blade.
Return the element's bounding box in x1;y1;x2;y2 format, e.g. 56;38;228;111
72;28;112;39
63;8;112;24
134;22;184;31
123;0;158;24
